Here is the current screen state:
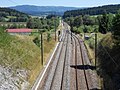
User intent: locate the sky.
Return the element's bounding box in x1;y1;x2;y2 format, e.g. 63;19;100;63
0;0;120;7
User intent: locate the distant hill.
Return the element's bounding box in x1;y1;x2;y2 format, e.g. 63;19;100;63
9;5;80;16
63;4;120;18
0;7;29;22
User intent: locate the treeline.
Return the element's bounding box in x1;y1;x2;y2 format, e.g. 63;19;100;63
63;4;120;18
0;23;26;29
97;11;120;89
64;15;98;33
26;16;59;30
64;11;120;44
0;7;30;22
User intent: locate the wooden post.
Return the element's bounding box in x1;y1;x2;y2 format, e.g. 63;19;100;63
95;33;97;69
54;16;57;41
70;20;72;43
40;31;44;65
83;25;86;41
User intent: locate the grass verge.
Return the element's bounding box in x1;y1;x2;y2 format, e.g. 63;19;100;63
0;27;56;89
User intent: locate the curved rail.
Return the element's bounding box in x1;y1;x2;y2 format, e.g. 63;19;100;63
70;32;89;90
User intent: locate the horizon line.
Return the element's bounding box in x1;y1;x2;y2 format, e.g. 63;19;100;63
1;3;120;8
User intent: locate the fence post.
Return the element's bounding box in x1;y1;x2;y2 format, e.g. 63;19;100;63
54;16;57;41
39;30;44;65
95;33;97;69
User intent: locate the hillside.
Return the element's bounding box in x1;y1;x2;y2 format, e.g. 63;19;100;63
0;27;56;89
0;7;29;22
10;5;79;16
84;33;120;89
97;34;120;89
63;4;120;18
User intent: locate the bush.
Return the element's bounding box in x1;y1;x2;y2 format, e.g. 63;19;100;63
47;32;51;42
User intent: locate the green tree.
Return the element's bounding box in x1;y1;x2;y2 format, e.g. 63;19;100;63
73;16;83;28
108;13;114;31
98;12;109;34
13;23;18;28
83;15;95;25
26;18;35;29
47;32;51;42
112;10;120;45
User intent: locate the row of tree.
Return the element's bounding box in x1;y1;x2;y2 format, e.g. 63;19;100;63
0;7;30;22
0;24;26;29
98;10;120;45
64;10;120;45
64;15;98;33
0;15;60;31
63;4;120;18
64;15;97;27
112;11;120;46
26;17;59;30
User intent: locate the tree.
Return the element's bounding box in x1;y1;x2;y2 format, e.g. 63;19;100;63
108;13;114;31
73;16;83;27
47;32;51;42
63;4;120;18
10;23;17;29
83;15;95;25
26;18;35;29
98;12;109;34
112;10;120;45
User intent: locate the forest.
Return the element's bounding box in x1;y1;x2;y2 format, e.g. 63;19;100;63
0;7;29;22
63;4;120;18
26;16;59;30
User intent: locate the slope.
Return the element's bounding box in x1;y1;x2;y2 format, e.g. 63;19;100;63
0;7;29;22
10;5;79;16
63;4;120;18
0;27;56;89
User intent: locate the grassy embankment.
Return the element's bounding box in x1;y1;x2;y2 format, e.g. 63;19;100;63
79;32;106;89
97;33;120;89
0;27;57;88
84;32;120;89
84;33;106;64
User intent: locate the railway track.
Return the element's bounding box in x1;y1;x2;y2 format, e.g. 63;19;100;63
71;33;89;90
37;28;99;90
71;32;99;90
39;30;71;90
70;32;79;90
50;30;69;90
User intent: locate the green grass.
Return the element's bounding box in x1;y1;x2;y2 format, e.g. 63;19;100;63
0;22;26;25
0;31;39;69
0;27;56;88
84;33;106;64
7;16;17;19
83;33;112;89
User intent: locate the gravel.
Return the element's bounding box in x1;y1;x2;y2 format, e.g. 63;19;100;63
0;65;29;90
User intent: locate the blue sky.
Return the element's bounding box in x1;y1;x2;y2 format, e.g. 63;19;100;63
0;0;120;7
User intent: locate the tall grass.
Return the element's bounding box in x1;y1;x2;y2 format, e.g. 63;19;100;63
0;27;56;88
